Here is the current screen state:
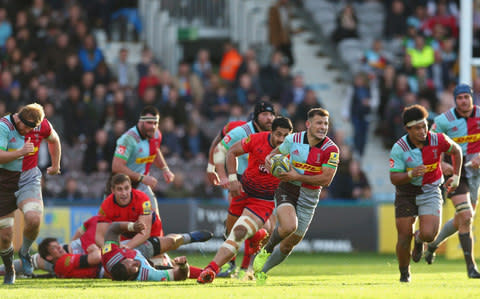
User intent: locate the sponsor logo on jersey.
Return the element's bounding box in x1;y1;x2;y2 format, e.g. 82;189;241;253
9;137;16;143
452;126;458;132
292;149;300;156
142;201;152;215
244;135;251;144
135;155;156;164
407;162;438;173
292;161;322;173
327;152;339;167
117;145;126;155
102;243;112;254
452;133;480;144
64;256;72;267
406;157;413;162
224;135;232;144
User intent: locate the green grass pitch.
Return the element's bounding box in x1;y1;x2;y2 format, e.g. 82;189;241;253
2;252;480;299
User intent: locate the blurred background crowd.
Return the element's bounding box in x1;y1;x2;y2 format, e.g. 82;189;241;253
0;0;473;203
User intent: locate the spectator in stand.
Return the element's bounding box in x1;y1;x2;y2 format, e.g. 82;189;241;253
385;0;408;40
293;88;322;125
137;47;159;79
160;116;182;159
202;74;231;120
111;48;138;89
377;64;396;135
281;72;307;108
62;85;88;145
362;39;389;78
173;60;204;107
192;48;212;86
57;53;83;90
80;71;95;104
78;34;104;72
422;0;458;37
331;4;358;43
17;56;37;88
182;122;209;161
406;34;435;69
6;82;24;113
58;177;83;202
94;61;112;86
83;128;115;174
260;51;284;100
268;0;294;66
138;64;161;99
157;70;173;104
40;32;72;73
164;172;192;199
0;7;12;48
232;73;260;108
219;42;242;84
235;48;257;85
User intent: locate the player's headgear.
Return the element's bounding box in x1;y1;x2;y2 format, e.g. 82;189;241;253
453;83;473;100
402;104;428;127
253;101;275;121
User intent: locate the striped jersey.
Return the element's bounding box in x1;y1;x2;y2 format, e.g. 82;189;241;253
114;125;162;175
278;132;339;190
240;131;279;200
221;120;258;175
389;132;453;188
433;107;480;157
0;115;52;172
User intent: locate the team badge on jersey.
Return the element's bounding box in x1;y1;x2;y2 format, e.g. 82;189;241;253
389;158;394;168
224;135;231;144
117;145;126;155
102;243;112;254
327;152;339;167
64;256;72;267
244;135;252;144
142;201;152;215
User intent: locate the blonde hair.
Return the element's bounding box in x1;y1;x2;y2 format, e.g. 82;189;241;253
18;103;45;127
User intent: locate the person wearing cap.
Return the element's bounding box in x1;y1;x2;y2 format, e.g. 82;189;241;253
388;104;462;282
211;101;275;278
0;103;62;284
253;108;340;284
424;83;480;278
111;105;174;229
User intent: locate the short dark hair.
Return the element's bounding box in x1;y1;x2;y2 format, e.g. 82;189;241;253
111;173;131;187
402;104;428;126
38;237;57;260
110;262;131;281
307;108;329;120
140;105;160;117
272;116;293;132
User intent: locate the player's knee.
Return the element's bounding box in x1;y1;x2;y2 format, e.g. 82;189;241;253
396;235;411;249
233;225;248;242
280;223;297;236
24;212;42;229
22;202;43;227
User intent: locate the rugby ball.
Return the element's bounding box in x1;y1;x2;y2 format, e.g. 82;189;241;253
270;154;290;177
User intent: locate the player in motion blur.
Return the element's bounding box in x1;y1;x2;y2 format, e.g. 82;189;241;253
197;117;293;284
0;103;61;284
111;106;174;219
425;84;480;278
212;101;276;277
253;108;339;284
389;105;462;282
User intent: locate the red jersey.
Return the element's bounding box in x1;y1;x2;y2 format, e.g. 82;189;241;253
240;131;279;200
221;120;246;138
99;188;163;237
101;242;137;274
80;216;109;253
23;118;52;171
54;254;99;278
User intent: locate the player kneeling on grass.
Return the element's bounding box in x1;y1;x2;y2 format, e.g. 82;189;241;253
102;220;189;281
389;105;462;282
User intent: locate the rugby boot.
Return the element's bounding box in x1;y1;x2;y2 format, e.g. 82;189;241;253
255;271;268;285
3;266;15;285
424;246;436;265
399;272;411;283
19;251;33;277
236;268;254;281
189;230;213;243
216;260;236;278
468;266;480;278
253;248;271;273
411;230;424;263
247;228;269;255
197;268;216;284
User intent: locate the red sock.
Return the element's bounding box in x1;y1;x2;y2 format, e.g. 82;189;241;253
205;261;220;274
250;228;268;243
189;265;202;279
241;240;252;269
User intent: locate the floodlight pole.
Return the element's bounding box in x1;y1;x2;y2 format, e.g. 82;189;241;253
460;0;473;85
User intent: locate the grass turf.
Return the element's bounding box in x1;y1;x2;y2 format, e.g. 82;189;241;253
1;252;480;298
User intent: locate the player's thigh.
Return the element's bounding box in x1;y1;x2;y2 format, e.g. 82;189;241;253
395;216;416;237
242;198;275;226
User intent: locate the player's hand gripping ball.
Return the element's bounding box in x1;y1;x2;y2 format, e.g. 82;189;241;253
270;154;290;177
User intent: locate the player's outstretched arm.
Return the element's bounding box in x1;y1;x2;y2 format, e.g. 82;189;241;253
226;141;246;196
46;127;61;175
104;221;145;244
206;132;222;185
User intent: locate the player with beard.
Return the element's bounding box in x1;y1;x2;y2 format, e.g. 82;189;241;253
197;117;293;284
111;106;174;232
253;108;340;284
213;101;276;277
